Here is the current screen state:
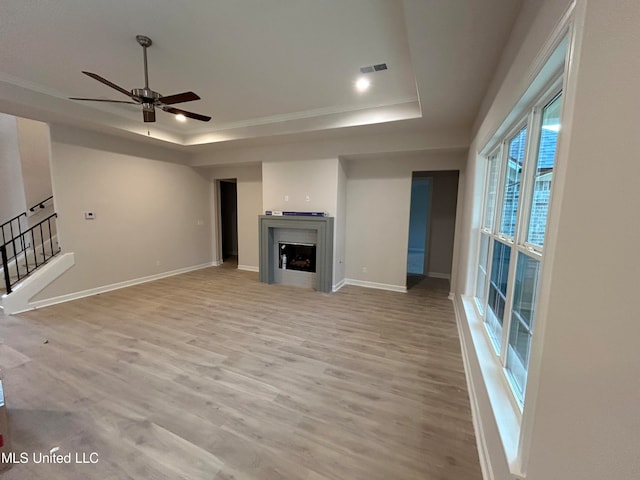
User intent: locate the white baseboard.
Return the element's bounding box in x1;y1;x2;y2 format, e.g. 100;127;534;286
427;271;451;280
212;260;221;267
20;261;216;314
332;279;346;292
344;278;407;293
237;265;259;272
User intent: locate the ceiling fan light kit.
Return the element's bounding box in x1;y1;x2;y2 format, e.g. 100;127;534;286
69;35;211;123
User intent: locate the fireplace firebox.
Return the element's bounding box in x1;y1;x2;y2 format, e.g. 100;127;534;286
279;242;316;272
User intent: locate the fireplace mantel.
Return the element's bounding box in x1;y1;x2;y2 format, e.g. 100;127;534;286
259;215;334;292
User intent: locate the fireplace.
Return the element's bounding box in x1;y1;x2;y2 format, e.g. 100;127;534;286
259;215;334;292
279;242;316;272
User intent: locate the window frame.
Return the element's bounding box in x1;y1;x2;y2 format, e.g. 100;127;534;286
520;84;564;255
474;76;564;410
474;150;502;315
497;122;529;242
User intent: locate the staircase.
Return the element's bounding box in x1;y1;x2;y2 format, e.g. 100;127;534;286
1;237;60;294
1;197;60;296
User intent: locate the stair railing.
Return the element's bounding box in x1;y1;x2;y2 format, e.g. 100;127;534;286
0;212;27;255
28;195;54;213
1;195;54;263
1;212;60;294
0;245;10;295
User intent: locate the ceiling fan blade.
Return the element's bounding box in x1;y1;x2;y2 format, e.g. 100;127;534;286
69;97;137;104
82;71;133;98
159;91;200;105
162;106;211;122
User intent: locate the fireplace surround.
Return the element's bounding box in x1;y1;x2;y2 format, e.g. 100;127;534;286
259;215;334;292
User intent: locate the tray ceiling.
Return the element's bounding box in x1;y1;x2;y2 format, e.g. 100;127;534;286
0;0;521;148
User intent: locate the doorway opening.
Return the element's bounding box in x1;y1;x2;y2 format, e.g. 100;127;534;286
407;177;432;276
406;171;459;290
218;179;238;267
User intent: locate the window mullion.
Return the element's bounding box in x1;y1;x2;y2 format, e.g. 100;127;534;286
494;141;509;237
521;242;543;258
488;146;502;231
480;235;495;314
499;240;519;365
479;155;491;229
516;243;542;260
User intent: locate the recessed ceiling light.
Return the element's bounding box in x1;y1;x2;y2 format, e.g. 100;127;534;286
355;77;371;92
175;114;187;122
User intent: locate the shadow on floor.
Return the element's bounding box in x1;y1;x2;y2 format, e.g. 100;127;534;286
406;274;450;294
220;255;238;269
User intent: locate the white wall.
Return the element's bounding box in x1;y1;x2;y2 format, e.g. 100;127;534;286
0;113;26;223
205;164;262;270
458;0;640;478
426;172;458;278
262;157;339;215
345;158;411;288
16;117;52;210
473;0;546;134
334;158;347;287
345;152;465;289
262;157;341;283
0;115;52;230
34;125;212;301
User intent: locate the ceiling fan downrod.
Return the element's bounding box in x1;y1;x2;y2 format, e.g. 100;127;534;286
136;35;152;89
132;35;158;106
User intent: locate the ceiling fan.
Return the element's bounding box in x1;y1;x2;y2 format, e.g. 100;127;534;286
70;35;211;123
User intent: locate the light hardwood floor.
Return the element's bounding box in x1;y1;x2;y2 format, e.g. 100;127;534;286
0;266;480;480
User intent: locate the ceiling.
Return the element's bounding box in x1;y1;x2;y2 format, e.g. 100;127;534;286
0;0;522;149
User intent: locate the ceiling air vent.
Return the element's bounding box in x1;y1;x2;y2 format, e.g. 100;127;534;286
359;63;387;74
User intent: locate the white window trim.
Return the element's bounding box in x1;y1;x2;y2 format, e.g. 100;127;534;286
460;295;523;474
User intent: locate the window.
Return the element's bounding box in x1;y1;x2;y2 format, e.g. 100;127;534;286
475;154;500;314
486;240;511;352
506;252;540;396
475;233;490;314
483;154;500;231
500;127;527;237
527;93;562;248
475;86;564;405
